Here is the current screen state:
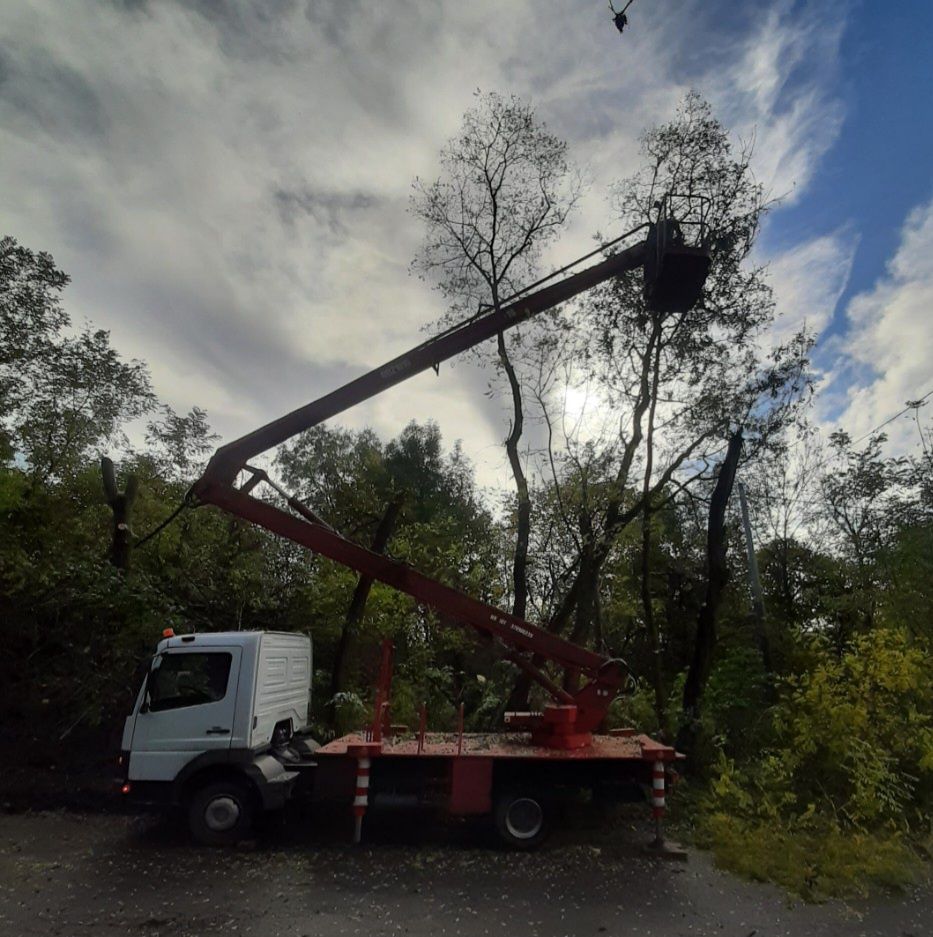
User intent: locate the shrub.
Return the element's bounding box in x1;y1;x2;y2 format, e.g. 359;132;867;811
695;626;932;897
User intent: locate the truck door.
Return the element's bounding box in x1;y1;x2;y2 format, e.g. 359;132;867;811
128;646;242;782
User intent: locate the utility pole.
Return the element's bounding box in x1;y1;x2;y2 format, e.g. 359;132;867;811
737;481;771;673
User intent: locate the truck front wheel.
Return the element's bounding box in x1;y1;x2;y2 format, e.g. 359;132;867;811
187;779;255;846
494;791;550;849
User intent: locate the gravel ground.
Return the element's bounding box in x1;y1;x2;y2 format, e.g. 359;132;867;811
0;809;929;937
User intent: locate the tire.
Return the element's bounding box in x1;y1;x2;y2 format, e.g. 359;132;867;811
494;791;550;849
187;779;255;847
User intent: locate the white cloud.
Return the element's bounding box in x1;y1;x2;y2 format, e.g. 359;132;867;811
766;228;857;347
710;0;846;200
0;0;851;491
821;196;933;453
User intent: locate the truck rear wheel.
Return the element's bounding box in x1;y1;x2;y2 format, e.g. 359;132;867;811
187;779;255;847
494;791;550;849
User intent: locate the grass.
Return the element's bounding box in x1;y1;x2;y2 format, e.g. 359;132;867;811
692;811;923;901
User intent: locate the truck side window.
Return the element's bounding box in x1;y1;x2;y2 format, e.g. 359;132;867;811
147;652;232;712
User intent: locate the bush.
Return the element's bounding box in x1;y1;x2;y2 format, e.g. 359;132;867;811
694;626;932;897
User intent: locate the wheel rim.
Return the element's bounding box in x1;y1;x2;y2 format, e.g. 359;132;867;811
204;795;241;832
505;797;543;840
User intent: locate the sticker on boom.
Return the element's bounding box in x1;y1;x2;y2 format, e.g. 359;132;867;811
490;612;534;639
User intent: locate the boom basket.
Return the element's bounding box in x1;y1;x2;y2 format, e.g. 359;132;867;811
643;193;712;313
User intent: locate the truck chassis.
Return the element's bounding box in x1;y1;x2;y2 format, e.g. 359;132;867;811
314;728;678;848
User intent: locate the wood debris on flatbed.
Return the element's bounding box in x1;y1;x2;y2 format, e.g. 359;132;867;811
317;732;679;761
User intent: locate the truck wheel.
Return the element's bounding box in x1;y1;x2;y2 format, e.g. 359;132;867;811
187;779;255;847
494;791;550;849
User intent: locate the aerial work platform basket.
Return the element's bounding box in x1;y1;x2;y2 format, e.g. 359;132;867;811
644;193;712;313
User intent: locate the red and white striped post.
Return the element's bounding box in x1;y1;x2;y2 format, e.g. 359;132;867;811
650;759;666;847
347;741;380;844
353;753;371;844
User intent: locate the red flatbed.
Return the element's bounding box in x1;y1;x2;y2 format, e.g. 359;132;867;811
311;728;681;842
318;731;680;763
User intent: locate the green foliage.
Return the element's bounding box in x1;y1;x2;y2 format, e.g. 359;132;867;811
695;811;917;900
1;239;154;484
330;691;367;737
144;405;219;483
608;679;661;735
15;327;154;484
0;235;70;454
696;644;772;760
880;522;933;639
695;627;932;896
777;628;932;825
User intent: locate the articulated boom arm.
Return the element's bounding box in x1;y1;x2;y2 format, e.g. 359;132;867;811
193;221;709;748
197;476;625;733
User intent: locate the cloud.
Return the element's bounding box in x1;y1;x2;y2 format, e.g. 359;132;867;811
708;0;847;201
766;228;857;348
820;196;933;453
0;0;850;491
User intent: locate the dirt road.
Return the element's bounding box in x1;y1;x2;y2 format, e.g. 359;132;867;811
0;810;929;937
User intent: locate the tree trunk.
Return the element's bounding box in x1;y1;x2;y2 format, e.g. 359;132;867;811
563;530;600;690
677;428;743;754
640;327;665;727
497;330;530;621
496;324;534;714
329;496;403;710
101;456;137;571
641;513;667;729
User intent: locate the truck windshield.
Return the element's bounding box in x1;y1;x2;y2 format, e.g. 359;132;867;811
147;652;232;712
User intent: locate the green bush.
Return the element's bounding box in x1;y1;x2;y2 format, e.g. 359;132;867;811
703;644;772;755
694;626;932;897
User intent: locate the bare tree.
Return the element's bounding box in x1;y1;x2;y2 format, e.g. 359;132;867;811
411;91;581;621
511;93;813;717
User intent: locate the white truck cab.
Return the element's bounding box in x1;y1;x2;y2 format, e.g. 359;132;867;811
121;630;318;844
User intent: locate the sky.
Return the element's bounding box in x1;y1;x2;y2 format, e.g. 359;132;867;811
1;0;931;491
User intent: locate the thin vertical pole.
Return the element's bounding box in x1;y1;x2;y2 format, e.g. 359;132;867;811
417;703;427;754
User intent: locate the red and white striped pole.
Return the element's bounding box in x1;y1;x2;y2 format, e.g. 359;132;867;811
353;753;371;844
651;759;666;846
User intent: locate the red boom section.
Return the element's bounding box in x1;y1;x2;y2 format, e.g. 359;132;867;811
197;479;626;736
